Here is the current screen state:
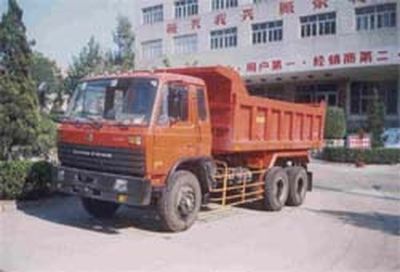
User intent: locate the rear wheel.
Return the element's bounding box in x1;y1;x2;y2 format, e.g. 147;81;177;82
81;197;120;219
157;170;201;232
263;167;289;211
286;167;308;206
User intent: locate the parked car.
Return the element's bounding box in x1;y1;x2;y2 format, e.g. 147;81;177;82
383;128;400;148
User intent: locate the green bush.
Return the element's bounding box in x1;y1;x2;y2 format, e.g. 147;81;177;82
324;107;346;139
0;160;53;200
367;89;385;148
321;147;400;164
32;113;57;157
25;161;53;199
0;161;31;200
0;113;57;161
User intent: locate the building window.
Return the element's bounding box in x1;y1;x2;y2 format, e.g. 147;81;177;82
356;3;397;31
296;84;338;106
142;39;162;59
252;20;283;44
142;5;163;25
350;82;398;115
175;0;198;19
210;27;238;49
248;84;287;101
300;12;336;38
212;0;238;10
174;34;198;55
385;87;398;115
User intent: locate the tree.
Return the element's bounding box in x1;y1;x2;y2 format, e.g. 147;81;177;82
0;0;40;160
104;49;117;72
31;52;64;111
64;16;136;93
0;0;33;79
0;77;40;160
64;36;105;94
324;107;346;139
367;88;385;148
112;15;135;71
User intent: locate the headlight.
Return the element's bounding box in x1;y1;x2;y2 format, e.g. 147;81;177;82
114;179;128;193
128;135;142;146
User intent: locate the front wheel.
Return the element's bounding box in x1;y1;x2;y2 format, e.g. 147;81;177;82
157;170;201;232
81;197;120;219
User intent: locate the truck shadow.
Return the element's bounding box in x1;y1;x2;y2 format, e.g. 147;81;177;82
17;195;166;234
306;208;400;236
236;201;266;211
17;195;294;234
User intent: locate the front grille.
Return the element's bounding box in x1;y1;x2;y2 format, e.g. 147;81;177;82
58;143;145;177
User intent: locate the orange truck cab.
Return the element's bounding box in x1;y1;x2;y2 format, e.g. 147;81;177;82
54;66;326;232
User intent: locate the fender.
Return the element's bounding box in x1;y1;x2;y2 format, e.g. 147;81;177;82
266;151;310;168
167;156;215;194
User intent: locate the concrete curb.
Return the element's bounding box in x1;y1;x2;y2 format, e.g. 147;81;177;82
0;200;17;213
0;199;49;213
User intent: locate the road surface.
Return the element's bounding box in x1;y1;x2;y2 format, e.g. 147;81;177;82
1;161;399;272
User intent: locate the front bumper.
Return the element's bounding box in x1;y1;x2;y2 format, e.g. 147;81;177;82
53;166;152;206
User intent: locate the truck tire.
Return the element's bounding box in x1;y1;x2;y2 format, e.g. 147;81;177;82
286;167;308;206
81;197;120;219
263;167;289;211
158;170;201;232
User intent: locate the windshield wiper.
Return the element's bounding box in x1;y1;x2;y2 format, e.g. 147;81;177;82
64;114;104;128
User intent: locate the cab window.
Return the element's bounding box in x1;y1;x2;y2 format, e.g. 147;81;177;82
158;83;189;124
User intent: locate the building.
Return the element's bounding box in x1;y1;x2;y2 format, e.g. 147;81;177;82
134;0;400;129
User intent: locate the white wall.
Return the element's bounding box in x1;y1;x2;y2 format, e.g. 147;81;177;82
135;0;400;79
134;0;400;127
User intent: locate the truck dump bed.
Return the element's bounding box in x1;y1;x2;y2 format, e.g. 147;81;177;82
163;66;326;154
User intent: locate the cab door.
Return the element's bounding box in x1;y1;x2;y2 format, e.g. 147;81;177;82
193;86;212;156
152;82;198;176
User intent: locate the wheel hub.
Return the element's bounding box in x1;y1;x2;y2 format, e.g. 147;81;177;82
177;187;196;218
275;179;285;202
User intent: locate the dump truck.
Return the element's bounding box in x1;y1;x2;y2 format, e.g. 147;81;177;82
53;66;326;232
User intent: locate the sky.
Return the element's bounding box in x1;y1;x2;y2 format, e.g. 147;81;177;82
0;0;138;70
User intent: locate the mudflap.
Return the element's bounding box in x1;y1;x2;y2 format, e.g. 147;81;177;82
307;171;313;192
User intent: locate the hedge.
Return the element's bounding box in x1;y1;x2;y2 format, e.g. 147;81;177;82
321;147;400;164
0;160;53;200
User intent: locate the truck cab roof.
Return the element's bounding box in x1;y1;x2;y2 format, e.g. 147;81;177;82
83;70;205;86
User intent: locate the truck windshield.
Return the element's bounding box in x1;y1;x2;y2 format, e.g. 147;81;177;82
66;77;158;125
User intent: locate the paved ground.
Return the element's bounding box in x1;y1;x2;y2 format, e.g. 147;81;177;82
1;161;399;272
